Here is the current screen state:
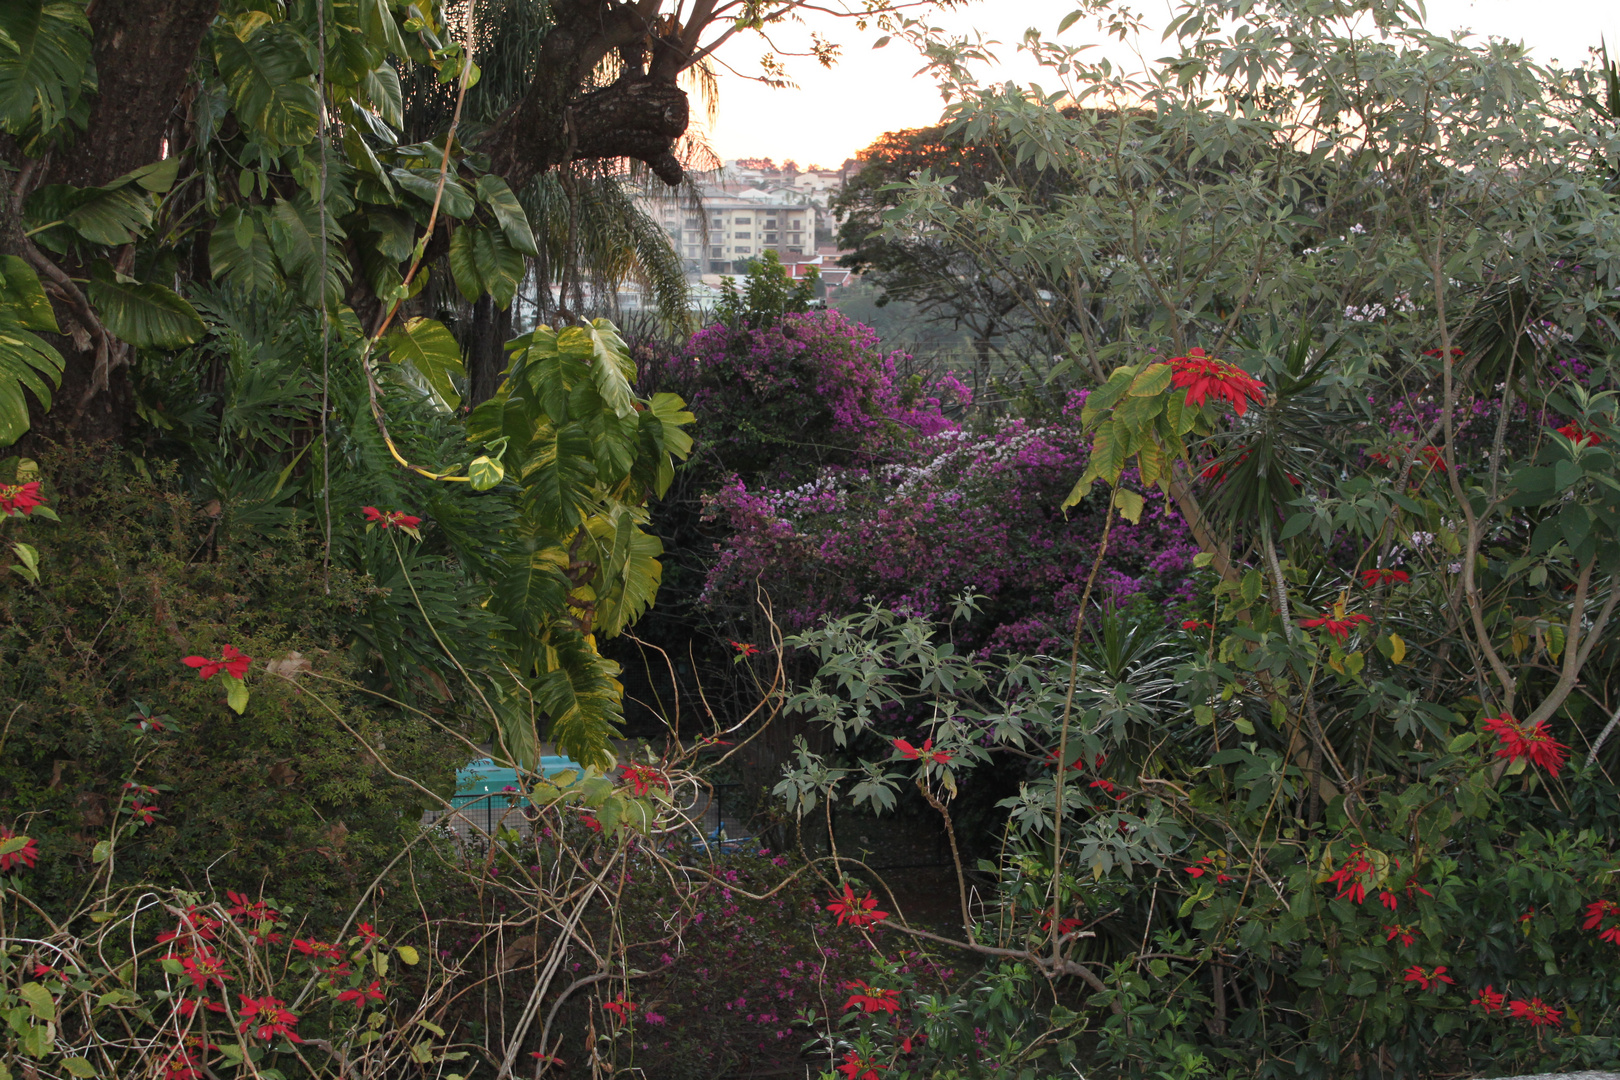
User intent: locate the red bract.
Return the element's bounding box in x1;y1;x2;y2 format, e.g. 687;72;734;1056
1402;965;1453;991
1472;985;1506;1014
355;922;381;944
1384;924;1417;948
182;645;252;680
1325;848;1373;904
1419;445;1449;472
293;938;342;963
237;995;301;1042
1509;997;1562;1027
1422;348;1465;359
337;981;386;1010
1556;422;1604;447
827;883;888;928
1181;619;1212;631
1584;899;1620;930
729;640;759;656
1359;568;1410;587
618;764;668;796
157;908;221;946
179;950;231;991
229;893;283;928
838;1051;883;1080
601;997;636;1023
0;481;45;516
1298;612;1373;643
361;506;422;530
843;980;901;1014
893;737;950;764
1089;778;1128;800
1168;349;1267;416
0;826;39;872
1186;856;1233;883
1482;714;1569;777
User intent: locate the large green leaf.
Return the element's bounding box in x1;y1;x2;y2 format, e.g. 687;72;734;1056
267;196;350;307
390;168;475;218
25;182;152;247
209;208;284;294
85;265;204;349
383;316;464;410
522;420;597;535
476;174;539;256
0;0;91;135
0;256;59;333
358;62;402;128
590;510;665;639
0;325;63;445
448;223;524;308
214;23;320;150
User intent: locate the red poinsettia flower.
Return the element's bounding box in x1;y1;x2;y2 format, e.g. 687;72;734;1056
1402;965;1454;991
1359;568;1410;587
1482;714;1569;777
173;997;228;1020
580;814;601;832
337;981;386;1011
182;645;252;680
601;997;636;1023
1384;925;1418;948
1326;847;1373;904
1181;618;1213;631
293;938;342;962
1422;347;1465;359
1472;985;1506;1014
837;1050;884;1080
1168;348;1268;416
729;640;759;656
237;995;301;1042
1419;445;1449;472
1377;890;1400;910
618;764;668;796
1584;899;1620;930
1186;856;1234;883
1042;912;1087;936
354;921;382;944
157;908;222;946
827;883;888;929
1508;997;1562;1027
893;737;950;765
1556;422;1605;447
361;506;422;530
0;826;39;872
842;980;902;1014
178;950;231;992
1298;612;1373;644
0;481;46;516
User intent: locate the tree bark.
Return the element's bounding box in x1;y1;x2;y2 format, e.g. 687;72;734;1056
10;0;220;449
467;294;513;407
480;0;690;190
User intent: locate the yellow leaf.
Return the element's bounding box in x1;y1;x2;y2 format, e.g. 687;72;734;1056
1112;488;1145;524
1388;633;1406;664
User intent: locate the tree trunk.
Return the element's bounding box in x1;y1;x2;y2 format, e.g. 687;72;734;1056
467;295;513;406
10;0;220;449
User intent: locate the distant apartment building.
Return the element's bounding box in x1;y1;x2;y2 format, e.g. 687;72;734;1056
643;186;818;276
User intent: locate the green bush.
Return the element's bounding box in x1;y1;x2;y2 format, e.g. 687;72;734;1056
0;446;465;919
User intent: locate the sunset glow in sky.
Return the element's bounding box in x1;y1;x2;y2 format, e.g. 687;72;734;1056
696;0;1620;167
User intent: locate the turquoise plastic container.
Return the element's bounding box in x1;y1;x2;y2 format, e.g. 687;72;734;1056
453;756;583;798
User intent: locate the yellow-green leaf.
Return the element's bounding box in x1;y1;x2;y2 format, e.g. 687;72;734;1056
395;944;420;965
1112;487;1145;524
1127;362;1172;396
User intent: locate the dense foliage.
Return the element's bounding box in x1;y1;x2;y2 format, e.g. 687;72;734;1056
5;0;1620;1077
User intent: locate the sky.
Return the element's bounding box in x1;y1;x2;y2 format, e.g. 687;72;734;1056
696;0;1620;168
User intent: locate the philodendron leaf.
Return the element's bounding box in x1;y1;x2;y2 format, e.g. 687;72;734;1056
0;324;65;445
85;264;204;348
383;316;464;410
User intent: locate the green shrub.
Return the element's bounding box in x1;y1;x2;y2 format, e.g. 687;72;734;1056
0;446;465;920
